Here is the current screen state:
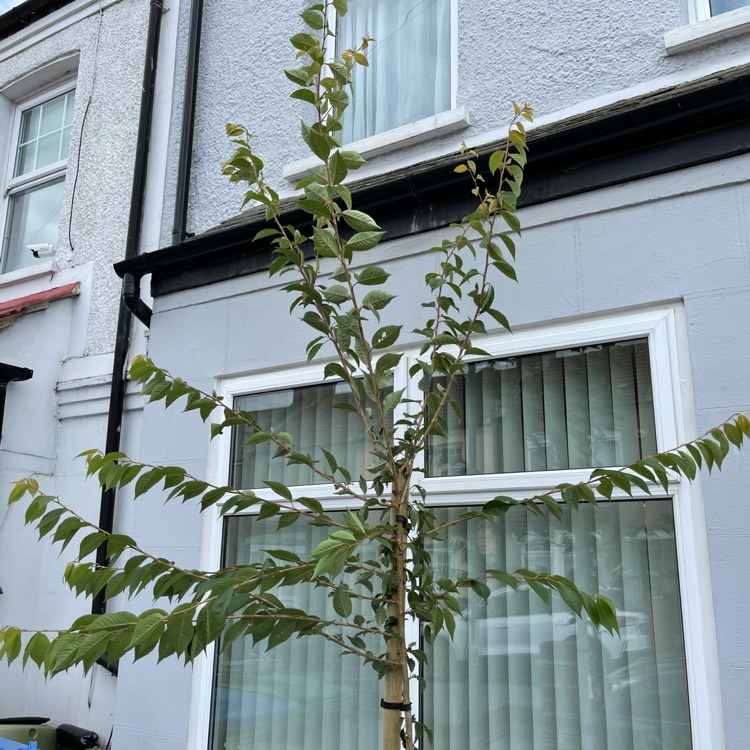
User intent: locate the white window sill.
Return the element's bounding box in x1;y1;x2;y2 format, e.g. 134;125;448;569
664;5;750;55
283;106;470;182
0;260;57;291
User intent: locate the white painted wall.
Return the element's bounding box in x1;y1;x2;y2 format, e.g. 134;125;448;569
0;0;164;738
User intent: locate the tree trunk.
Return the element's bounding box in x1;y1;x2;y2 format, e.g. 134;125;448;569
381;482;411;750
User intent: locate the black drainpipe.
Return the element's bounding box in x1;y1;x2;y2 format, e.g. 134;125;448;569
171;0;203;245
0;364;33;444
92;0;164;642
121;0;202;326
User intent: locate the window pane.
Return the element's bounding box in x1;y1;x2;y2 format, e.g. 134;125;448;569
35;132;62;170
18;105;41;147
14;90;76;176
427;339;657;476
423;501;692;750
39;95;66;135
710;0;750;13
1;178;65;273
337;0;452;143
231;381;389;488
210;514;381;750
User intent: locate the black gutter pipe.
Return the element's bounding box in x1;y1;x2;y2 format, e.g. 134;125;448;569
122;0;204;325
171;0;203;245
0;364;33;445
123;273;152;327
92;0;164;634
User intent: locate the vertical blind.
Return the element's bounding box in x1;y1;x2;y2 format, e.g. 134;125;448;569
428;339;657;476
424;502;692;750
231;381;377;488
210;514;381;750
337;0;452;143
213;339;691;749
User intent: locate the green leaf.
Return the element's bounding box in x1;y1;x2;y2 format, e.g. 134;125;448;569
268;619;297;650
339;150;364;170
333;586;353;618
372;325;401;349
348;232;385;253
488;150;506;175
300;8;325;29
323;285;350;304
78;631;111;673
362;290;395;312
345;510;366;538
9;481;29;504
342;209;380;233
285;67;310;85
356;265;390;285
130;611;166;652
493;257;517;281
307;128;331;162
487;569;520;589
23;632;51;668
382;389;404;413
313;226;339;257
556;579;583;616
24;494;52;524
329;151;348;184
501;210;522;235
135;469;164;498
289;32;318;52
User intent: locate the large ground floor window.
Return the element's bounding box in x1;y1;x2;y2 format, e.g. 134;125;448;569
195;308;719;750
210;500;690;750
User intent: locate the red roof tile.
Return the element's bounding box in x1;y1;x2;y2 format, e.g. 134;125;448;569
0;282;80;321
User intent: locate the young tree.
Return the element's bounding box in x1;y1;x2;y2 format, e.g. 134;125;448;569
3;2;749;749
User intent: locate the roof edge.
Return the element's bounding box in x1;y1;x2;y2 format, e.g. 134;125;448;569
115;66;750;297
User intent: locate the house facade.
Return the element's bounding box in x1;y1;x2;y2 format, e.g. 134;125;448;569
0;0;180;740
3;0;750;748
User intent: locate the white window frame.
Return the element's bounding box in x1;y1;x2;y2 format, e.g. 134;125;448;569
284;0;464;181
188;305;724;750
665;0;750;54
688;0;750;22
0;79;76;275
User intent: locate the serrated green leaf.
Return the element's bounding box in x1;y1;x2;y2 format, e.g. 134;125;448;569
23;632;51;668
362;290;395;312
348;232;384;253
333;586;353;618
342;209;380;233
356;265;390;285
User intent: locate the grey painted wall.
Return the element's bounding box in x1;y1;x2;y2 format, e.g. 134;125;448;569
123;155;750;747
170;0;750;238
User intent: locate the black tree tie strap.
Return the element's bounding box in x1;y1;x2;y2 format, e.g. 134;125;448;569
395;514;412;533
380;699;412;712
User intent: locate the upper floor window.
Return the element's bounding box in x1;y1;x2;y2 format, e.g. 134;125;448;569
709;0;750;14
336;0;453;144
1;84;75;274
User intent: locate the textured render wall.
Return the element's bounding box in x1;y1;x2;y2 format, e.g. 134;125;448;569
129;157;750;748
178;0;750;237
0;0;149;355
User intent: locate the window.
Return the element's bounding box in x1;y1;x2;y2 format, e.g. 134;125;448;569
196;309;721;750
335;0;454;144
708;0;750;14
1;84;75;274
